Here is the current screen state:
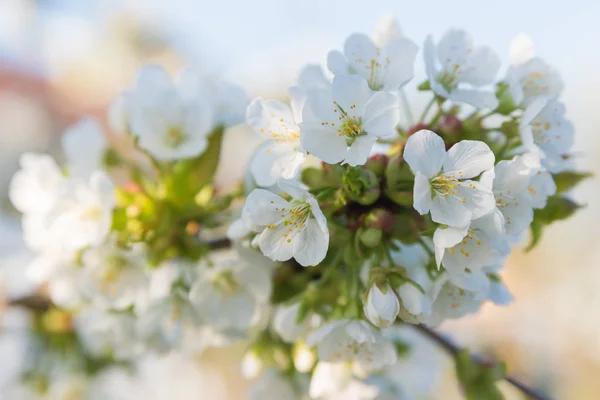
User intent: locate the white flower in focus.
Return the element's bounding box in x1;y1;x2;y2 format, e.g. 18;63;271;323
403;129;495;227
424;29;500;109
189;259;271;338
80;238;148;310
272;302;318;343
61;118;107;179
246;99;306;187
507;34;563;107
241;180;329;266
520;98;574;172
46;171;115;253
301;75;401;166
327;31;418;91
248;369;297;400
129;65;215;161
363;283;400;328
309;361;380;400
307;319;397;371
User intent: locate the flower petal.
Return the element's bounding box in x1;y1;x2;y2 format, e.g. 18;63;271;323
331;74;372;113
413;171;433;215
403;130;446;178
444;140;495;179
293;219;329;266
343;136;376;166
244;189;289;226
258;223;295;262
300;122;347;164
362;92;401;138
430;195;471;227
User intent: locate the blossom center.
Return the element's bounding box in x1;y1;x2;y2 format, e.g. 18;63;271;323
164;126;187;148
447;229;483;258
79;206;103;221
213;271;242;295
267;199;312;243
521;72;549;97
430;174;467;202
329;102;365;146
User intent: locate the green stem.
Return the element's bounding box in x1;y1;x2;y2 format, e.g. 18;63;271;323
429;108;444;127
478;109;496;120
398;88;414;126
418;97;436;124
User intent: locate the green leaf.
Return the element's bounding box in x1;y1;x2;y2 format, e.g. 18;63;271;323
526;221;543;251
552;171;593;194
417;80;431;91
534;195;582;224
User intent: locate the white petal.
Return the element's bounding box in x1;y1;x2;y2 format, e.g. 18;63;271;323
327;50;349;75
430;195;471;227
398;283;431;316
293;219;329;266
278;179;310;200
258;224;295;262
413;172;433;215
436;29;472;68
244;190;289;226
423;35;439;84
300;122;347;164
433;225;469;249
250;142;304;187
460;46;501;87
331;74;372;113
403;130;446;178
382;38;419;90
509;34;535;66
344;136;376;166
362;92;401;137
246;98;298;142
450;88;498;109
62;118;106;179
134;65;174;96
444;140;495;179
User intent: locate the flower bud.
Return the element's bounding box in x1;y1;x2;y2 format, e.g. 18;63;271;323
406;123;429;137
363;283;400;328
359;227;382;248
384;156;414;206
342;166;381;206
364;154;389;176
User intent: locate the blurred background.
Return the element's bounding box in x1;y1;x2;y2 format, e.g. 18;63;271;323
0;0;598;398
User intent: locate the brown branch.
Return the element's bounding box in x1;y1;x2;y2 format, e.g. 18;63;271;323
414;324;553;400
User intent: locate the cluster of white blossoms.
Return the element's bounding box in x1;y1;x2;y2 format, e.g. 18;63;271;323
2;15;585;400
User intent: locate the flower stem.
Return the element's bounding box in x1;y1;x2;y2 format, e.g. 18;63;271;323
419;97;436;124
413;324;553;400
399;88;414;126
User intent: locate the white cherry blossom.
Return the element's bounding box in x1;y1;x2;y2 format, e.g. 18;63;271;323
128;65;215;161
434;208;506;276
272;301;319;343
372;14;403;48
507;34;563;107
484;154;540;235
241;180;329;266
521;98;574;172
79;238;148;310
424;29;500;109
307;319;397;371
327;31;418;91
246;98;306;187
403;129;495;227
189;259;271;338
301;74;400;166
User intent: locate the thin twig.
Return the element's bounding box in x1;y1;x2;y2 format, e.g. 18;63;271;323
413;324;553;400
